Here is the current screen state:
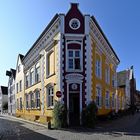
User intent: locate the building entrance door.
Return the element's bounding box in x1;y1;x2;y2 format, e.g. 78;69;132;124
69;92;80;126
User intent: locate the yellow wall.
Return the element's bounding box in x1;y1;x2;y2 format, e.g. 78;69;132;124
22;41;59;124
91;40;117;116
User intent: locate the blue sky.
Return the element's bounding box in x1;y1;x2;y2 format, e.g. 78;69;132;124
0;0;140;89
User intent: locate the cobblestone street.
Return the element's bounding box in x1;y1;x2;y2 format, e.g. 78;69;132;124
0;113;140;140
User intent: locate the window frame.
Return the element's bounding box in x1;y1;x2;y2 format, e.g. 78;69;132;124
30;68;34;86
96;86;102;108
25;74;29;88
95;59;101;79
35;90;40;109
30;92;34;109
19;80;22;92
112;93;115;109
105;66;110;84
46;49;55;78
47;86;54;108
19;97;22;110
25;94;29;109
16;83;18;93
35;65;40;83
67;49;81;71
105;91;110;109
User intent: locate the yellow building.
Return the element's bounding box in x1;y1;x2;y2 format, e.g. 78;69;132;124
14;3;120;126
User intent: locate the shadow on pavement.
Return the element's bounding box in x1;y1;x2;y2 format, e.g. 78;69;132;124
0;117;56;140
59;113;140;137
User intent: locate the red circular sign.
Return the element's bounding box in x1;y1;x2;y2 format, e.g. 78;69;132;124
56;91;62;98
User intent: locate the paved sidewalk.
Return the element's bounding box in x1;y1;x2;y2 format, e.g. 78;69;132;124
0;113;140;140
0;114;48;129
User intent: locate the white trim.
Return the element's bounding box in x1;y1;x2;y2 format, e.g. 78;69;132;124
40;50;45;115
65;40;83;72
60;14;65;34
85;35;92;105
69;18;81;30
90;19;119;65
85;15;90;35
57;34;64;103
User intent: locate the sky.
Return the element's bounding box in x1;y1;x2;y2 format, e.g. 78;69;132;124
0;0;140;89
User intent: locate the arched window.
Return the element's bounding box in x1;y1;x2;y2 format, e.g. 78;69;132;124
96;86;102;108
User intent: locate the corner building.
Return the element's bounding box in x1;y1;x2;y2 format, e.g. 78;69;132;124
19;3;120;126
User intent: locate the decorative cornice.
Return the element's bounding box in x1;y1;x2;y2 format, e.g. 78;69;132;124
90;18;120;66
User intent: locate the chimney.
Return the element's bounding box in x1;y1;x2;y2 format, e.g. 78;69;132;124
70;3;79;9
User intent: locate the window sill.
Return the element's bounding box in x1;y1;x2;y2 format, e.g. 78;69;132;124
66;69;83;73
47;106;54;110
25;81;41;90
26;107;41;110
46;73;55;79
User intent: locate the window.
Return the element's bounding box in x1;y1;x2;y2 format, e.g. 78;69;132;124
69;18;80;30
105;91;110;109
112;74;115;87
95;59;101;78
17;99;19;109
47;51;54;76
16;83;18;93
30;68;34;86
68;50;81;70
112;93;115;108
47;87;54;107
35;90;40;109
26;94;29;109
18;64;21;73
19;97;22;110
122;97;125;110
19;80;22;92
25;74;29;88
96;86;102;108
105;66;110;84
35;65;40;83
30;92;34;109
